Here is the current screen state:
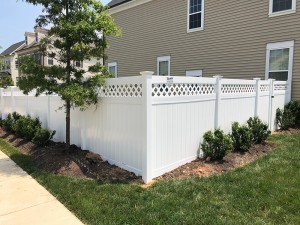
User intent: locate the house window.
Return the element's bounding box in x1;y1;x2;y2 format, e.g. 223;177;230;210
74;61;83;68
269;0;296;16
188;0;204;32
34;53;42;65
15;60;19;69
48;57;54;66
186;70;203;77
108;62;117;78
266;41;294;81
35;32;39;43
157;56;170;76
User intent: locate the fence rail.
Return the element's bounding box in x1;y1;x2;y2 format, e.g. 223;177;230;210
0;73;291;183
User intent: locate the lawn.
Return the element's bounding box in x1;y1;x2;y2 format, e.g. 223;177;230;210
1;133;300;225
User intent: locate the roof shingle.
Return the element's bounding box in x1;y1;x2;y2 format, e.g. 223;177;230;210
1;41;25;56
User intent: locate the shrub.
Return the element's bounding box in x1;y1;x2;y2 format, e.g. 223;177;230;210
276;100;300;130
201;129;233;160
2;113;14;132
247;117;271;144
32;128;56;146
231;122;253;152
276;108;295;130
11;112;22;132
15;116;41;140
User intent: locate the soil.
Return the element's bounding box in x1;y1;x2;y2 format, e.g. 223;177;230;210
1;127;295;184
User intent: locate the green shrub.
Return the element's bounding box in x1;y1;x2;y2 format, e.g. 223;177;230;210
201;129;233;160
231;122;253;152
276;108;295;130
2;113;14;132
15;116;41;140
276;100;300;130
32;128;56;146
247;117;271;144
11;112;22;132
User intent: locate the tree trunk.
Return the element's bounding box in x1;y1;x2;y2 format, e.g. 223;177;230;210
65;0;71;149
66;100;71;149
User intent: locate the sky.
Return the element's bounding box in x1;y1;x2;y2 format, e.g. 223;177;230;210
0;0;111;52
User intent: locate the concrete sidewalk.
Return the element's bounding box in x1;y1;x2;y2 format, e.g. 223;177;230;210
0;151;84;225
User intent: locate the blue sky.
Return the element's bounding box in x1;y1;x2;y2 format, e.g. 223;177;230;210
0;0;110;51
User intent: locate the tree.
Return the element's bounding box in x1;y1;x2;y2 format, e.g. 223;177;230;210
18;0;120;149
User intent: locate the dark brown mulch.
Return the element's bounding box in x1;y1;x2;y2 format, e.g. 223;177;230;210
1;127;284;184
273;128;300;135
157;142;276;180
0;128;143;184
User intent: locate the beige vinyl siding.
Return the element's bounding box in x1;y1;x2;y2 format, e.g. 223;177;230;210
107;0;300;99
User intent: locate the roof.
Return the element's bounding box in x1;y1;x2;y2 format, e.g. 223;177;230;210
108;0;132;8
1;41;25;56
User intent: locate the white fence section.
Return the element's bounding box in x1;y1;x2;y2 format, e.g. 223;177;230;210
0;74;291;183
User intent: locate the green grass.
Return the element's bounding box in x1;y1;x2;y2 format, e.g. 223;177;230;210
1;134;300;225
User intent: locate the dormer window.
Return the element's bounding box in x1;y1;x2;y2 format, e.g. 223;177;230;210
35;32;39;43
25;36;28;46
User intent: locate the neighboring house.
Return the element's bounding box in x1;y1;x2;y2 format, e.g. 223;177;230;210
0;41;25;85
16;27;101;79
106;0;300;99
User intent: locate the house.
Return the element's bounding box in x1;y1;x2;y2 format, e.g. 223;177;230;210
0;41;26;85
16;27;101;79
106;0;299;99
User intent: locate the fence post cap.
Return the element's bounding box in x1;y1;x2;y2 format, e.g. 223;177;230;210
253;78;261;81
140;71;154;76
213;75;223;78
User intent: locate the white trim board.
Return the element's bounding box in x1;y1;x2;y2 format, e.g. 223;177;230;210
109;0;153;14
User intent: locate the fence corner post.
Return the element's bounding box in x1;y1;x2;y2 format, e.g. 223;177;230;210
140;71;154;183
213;75;223;129
268;79;275;131
10;86;16;113
253;78;261;117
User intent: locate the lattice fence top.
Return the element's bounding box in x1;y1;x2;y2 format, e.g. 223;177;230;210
101;83;142;97
274;83;288;91
260;84;270;92
152;83;215;97
221;84;255;94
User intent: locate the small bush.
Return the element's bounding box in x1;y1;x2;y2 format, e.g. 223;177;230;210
247;117;271;144
15;116;41;140
32;128;56;146
276;108;295;130
276;100;300;130
11;112;22;132
201;129;233;160
231;122;253;152
2;113;14;132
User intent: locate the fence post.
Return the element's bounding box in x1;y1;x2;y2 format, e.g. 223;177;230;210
213;75;223;129
268;79;275;131
10;86;16;113
253;78;261;117
0;88;4;119
141;71;153;183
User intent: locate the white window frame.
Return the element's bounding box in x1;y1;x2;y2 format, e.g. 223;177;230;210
186;70;203;77
108;62;118;78
187;0;205;33
157;56;171;76
269;0;296;17
265;40;294;81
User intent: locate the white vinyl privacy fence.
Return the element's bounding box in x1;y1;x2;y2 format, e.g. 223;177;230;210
0;73;290;182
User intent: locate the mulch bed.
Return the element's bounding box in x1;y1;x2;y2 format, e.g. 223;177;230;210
1;127;298;184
